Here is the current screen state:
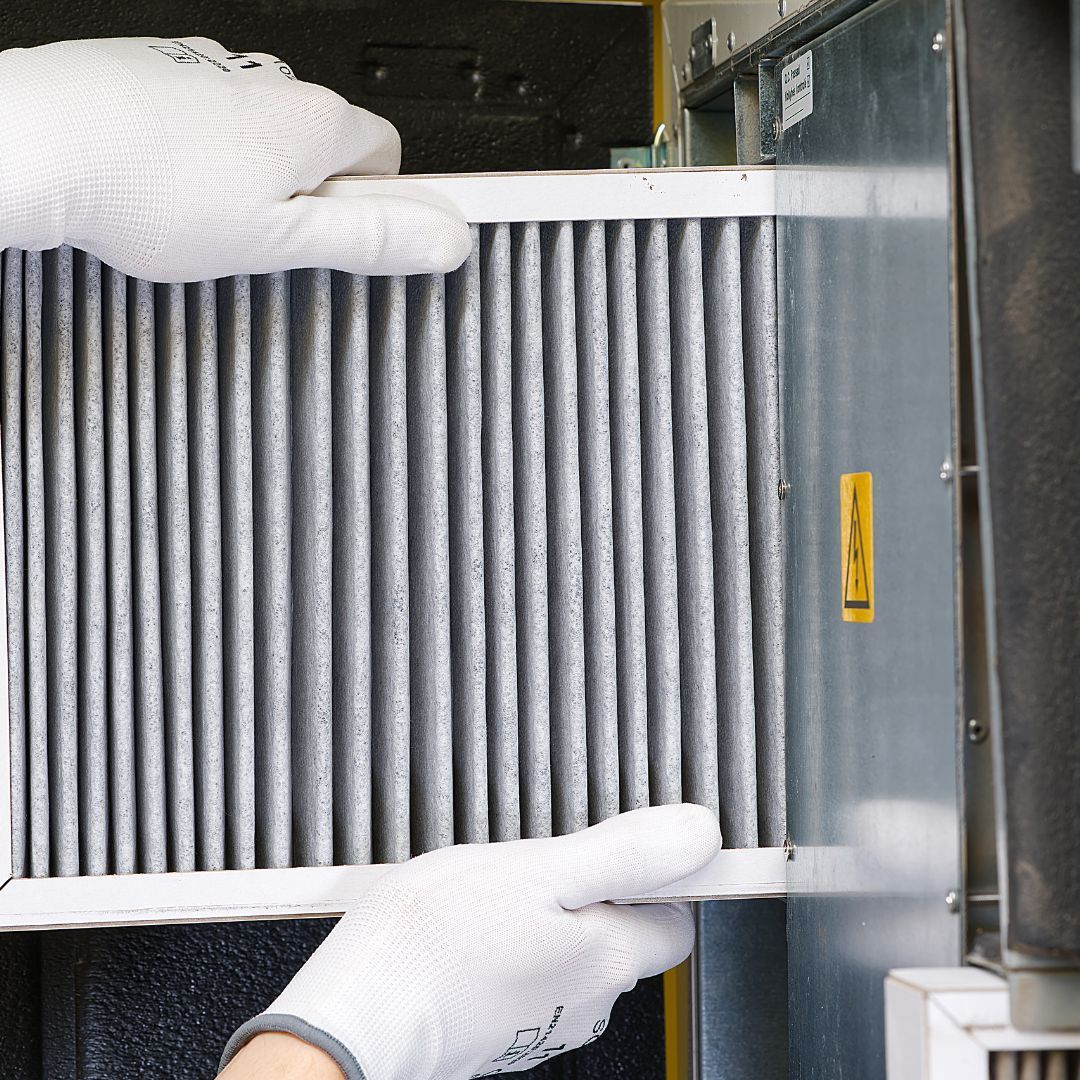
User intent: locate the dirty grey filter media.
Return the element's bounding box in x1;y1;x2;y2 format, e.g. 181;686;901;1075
0;216;784;880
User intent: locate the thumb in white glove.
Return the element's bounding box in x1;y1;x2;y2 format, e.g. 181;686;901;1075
220;804;721;1079
0;37;470;282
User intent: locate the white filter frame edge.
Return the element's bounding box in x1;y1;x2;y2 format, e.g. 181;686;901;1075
316;166;776;223
0;849;787;931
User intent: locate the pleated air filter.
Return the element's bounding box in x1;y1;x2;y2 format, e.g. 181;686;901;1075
0;169;785;928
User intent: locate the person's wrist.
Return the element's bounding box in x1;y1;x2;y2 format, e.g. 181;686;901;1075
0;47;70;250
217;1031;345;1080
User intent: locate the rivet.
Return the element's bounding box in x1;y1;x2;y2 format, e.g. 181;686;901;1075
931;31;945;53
967;717;988;744
778;478;790;501
727;31;736;51
945;889;960;912
939;459;954;482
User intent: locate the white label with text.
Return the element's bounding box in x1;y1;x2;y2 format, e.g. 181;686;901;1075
781;51;814;131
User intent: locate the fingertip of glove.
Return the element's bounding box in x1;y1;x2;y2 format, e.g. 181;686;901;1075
636;803;723;866
425;211;473;274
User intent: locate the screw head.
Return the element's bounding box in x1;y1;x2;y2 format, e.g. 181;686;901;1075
939;459;954;482
945;889;960;912
931;31;945;53
784;837;796;861
681;63;689;82
967;717;988;744
726;30;736;51
773;115;783;141
778;0;787;16
778;478;790;501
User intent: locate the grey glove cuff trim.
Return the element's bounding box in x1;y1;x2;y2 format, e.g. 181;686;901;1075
219;1013;367;1080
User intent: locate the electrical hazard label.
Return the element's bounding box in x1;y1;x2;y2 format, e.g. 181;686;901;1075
840;472;874;623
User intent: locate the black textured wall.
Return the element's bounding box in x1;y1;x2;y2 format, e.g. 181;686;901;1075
0;0;652;173
0;3;659;1076
25;920;662;1079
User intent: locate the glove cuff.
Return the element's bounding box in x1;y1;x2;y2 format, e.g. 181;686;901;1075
220;1012;369;1080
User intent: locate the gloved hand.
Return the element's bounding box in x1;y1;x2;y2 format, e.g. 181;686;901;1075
220;804;721;1080
0;37;470;282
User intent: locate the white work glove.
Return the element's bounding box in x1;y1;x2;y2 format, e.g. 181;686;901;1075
0;37;470;282
220;804;721;1080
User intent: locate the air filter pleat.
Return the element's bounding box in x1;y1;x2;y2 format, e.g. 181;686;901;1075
511;222;553;840
542;221;589;837
369;276;411;864
479;224;521;843
703;219;759;849
407;274;454;855
73;252;109;876
188;279;226;871
2;250;27;878
290;268;335;867
668;220;721;824
24;251;50;878
446;228;490;846
605;221;650;813
574;220;620;826
103;264;137;875
1046;1051;1069;1080
218;274;256;871
331;271;372;866
636;221;682;806
741;217;786;848
251;273;292;868
42;248;80;877
156;283;196;873
129;277;168;874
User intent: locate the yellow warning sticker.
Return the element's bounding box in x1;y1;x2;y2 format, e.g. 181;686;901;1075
840;472;874;623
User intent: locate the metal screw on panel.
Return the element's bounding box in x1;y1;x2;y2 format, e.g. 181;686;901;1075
931;31;945;53
939;459;954;482
778;478;790;501
945;889;960;913
681;63;690;82
371;65;389;83
784;836;796;861
727;31;736;51
967;717;988;744
773;115;782;140
778;0;787;17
